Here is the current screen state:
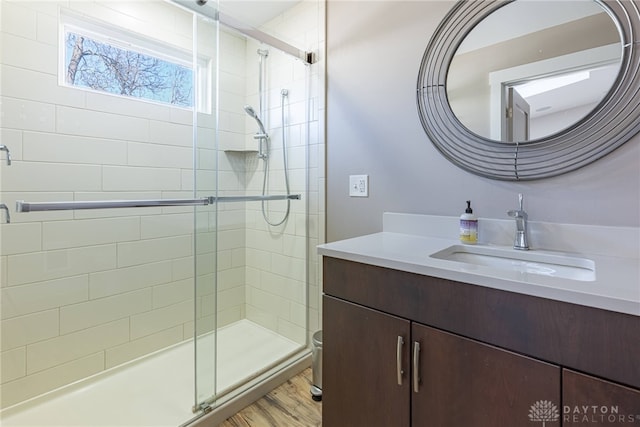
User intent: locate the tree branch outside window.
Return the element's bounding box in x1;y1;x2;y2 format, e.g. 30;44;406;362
65;32;193;108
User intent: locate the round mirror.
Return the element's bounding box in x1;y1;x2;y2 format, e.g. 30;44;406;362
417;0;640;180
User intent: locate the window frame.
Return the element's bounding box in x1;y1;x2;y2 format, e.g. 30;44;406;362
59;9;212;113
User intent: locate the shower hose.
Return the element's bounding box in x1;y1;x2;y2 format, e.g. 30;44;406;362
261;89;291;226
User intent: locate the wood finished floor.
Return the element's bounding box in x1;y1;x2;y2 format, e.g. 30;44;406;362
219;368;322;427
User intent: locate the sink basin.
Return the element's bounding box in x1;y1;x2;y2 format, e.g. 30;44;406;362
429;245;596;281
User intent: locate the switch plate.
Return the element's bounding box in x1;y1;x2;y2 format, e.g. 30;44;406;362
349;175;369;197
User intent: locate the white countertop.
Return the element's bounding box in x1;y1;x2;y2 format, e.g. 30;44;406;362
318;214;640;316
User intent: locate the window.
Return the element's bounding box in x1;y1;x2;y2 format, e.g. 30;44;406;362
60;11;211;111
65;32;193;107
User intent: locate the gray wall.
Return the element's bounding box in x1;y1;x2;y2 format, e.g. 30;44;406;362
326;0;640;242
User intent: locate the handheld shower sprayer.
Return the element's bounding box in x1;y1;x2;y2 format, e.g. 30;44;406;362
243;105;268;135
244;105;269;158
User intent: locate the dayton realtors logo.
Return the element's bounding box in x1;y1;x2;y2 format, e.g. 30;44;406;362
529;401;640;425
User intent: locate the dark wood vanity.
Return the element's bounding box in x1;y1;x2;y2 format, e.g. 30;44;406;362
322;256;640;427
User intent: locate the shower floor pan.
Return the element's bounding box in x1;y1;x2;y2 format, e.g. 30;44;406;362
1;320;300;427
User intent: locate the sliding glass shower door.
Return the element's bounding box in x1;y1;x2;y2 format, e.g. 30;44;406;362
190;0;314;413
0;1;215;425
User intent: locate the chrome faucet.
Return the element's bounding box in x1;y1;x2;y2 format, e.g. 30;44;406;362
0;203;10;223
0;145;11;166
507;193;529;250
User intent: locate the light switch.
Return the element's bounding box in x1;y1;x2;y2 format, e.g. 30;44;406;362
349;175;368;197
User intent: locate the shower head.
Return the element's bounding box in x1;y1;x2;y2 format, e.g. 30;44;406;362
243;105;267;135
243;105;258;119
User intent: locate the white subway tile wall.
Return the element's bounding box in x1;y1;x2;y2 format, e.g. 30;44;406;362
0;0;324;409
211;0;324;345
0;0;205;409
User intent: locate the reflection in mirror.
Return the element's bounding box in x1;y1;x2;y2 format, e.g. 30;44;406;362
446;0;622;142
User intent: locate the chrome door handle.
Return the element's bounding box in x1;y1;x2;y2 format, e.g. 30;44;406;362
16;198;212;212
413;341;421;393
396;335;404;385
15;194;301;212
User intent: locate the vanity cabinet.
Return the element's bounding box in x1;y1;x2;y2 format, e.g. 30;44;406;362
322;257;640;427
324;296;560;427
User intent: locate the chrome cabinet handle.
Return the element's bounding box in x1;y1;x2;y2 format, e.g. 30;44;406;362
396;335;404;385
413;341;421;393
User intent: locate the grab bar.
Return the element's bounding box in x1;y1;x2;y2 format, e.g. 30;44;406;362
16;194;300;213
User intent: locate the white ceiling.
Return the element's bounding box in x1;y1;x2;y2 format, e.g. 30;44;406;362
519;63;619;118
218;0;301;28
457;1;605;54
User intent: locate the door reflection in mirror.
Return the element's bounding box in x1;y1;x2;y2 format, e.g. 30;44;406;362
505;87;530;143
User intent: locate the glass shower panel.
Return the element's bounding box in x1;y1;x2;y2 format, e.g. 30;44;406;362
0;2;201;425
239;45;310;348
212;25;310;399
193;9;219;411
156;0;318;413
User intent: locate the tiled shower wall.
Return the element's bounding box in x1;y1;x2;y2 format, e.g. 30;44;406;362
215;2;324;343
243;3;323;344
0;0;213;408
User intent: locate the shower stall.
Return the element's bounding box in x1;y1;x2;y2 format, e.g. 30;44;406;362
0;0;324;425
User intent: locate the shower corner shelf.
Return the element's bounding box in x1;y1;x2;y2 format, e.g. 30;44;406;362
224;149;259;155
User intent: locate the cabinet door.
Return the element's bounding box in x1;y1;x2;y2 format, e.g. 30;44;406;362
411;324;560;427
563;369;640;426
323;295;411;427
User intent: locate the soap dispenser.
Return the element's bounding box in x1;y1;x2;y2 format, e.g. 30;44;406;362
459;200;478;244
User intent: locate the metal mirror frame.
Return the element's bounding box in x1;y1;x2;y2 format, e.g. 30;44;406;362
416;0;640;181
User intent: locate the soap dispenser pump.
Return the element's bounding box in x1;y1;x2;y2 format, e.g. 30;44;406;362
460;200;478;244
